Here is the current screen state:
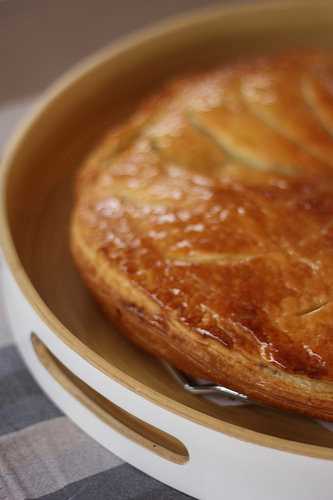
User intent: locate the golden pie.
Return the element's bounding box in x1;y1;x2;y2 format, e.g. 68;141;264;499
71;50;333;420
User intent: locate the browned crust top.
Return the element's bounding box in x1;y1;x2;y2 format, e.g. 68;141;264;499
73;50;333;383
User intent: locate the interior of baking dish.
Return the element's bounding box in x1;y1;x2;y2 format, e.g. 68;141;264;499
4;2;333;458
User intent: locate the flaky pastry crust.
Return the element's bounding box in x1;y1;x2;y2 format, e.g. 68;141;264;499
71;51;333;420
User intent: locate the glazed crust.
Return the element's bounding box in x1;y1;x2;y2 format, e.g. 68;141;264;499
71;50;333;420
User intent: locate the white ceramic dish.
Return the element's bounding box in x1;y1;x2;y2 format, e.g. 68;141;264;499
2;3;333;499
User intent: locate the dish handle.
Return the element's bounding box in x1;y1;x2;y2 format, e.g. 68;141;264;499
31;332;189;466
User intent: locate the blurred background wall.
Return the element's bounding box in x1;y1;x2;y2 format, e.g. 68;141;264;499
2;0;250;149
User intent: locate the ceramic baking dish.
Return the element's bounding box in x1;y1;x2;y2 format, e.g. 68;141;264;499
2;2;333;499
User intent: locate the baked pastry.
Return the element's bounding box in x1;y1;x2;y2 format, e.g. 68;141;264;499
71;50;333;420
